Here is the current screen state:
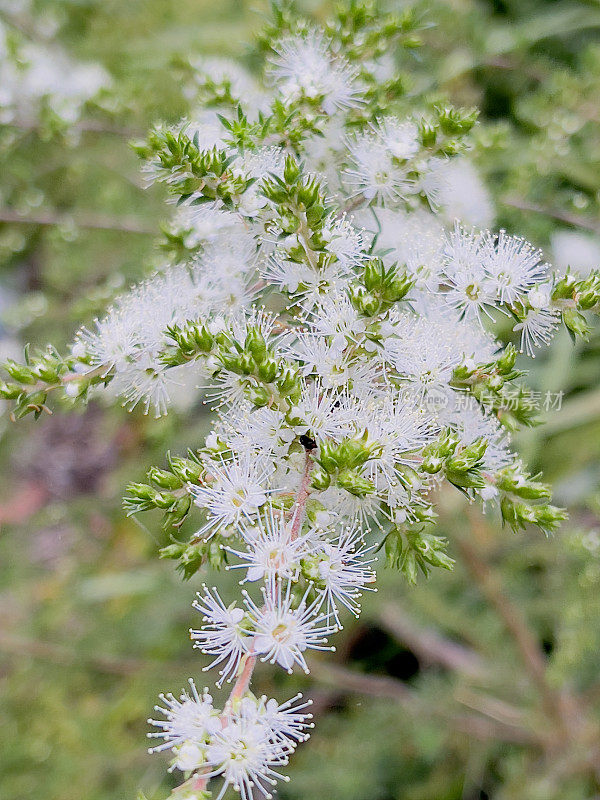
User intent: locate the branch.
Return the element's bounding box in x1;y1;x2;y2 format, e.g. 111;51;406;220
458;510;566;732
0;208;154;235
378;603;487;679
502;196;600;235
310;661;538;745
310;660;415;704
4;118;144;138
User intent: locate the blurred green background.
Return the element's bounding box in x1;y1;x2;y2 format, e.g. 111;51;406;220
0;1;599;799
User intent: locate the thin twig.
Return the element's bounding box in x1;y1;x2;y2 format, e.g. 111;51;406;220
5;118;144;138
0;208;154;235
310;661;538;745
379;603;487;679
502;196;600;235
458;510;566;735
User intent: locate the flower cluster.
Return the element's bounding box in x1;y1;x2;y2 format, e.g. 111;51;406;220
0;6;110;126
1;3;599;799
148;679;312;799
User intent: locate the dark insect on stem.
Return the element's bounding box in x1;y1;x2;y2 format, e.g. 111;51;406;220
299;434;317;451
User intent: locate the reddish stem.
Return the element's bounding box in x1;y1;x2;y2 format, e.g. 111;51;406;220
183;450;313;796
290;450;313;542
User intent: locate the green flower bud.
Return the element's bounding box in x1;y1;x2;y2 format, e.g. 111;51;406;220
126;482;156;501
359;292;381;316
239;352;256;375
257;357;279;383
219;352;244;374
446;437;487;472
0;381;25;400
153;491;179;509
381;272;413;302
445;468;485;489
576;289;599;311
363;258;385;291
246;384;271;408
310;466;331;491
552;274;577;300
317;440;340;473
562;306;590;338
245;328;268;364
337;468;375;497
419;121;437;147
169;456;204;483
148;467;183;490
283;156;301;185
496;344;517;374
336;431;373;469
3;360;37;385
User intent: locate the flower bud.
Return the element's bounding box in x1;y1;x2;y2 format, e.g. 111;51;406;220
562;306;590;338
245;328;268;364
336;468;374;497
148;467;182;490
257;357;279;383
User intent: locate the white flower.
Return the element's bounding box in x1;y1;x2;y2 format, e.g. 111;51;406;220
368;206;446;291
421;157;494;228
189;56;268;114
171;205;251;252
308;291;366;349
321;214;371;268
374;117;419;160
204;713;290;800
244;580;338;673
262;252;351;310
287;333;378;391
317;485;383;527
269;30;363;114
312;526;377;620
442;225;495;320
190;586;251;685
362;395;436;495
482;230;549;305
384;312;463;400
240;693;314;746
147;679;220;755
217;403;296;459
513;306;561;356
551;230;600;277
232;147;286;217
344;132;412;203
289;380;356;442
225;505;311;583
191;455;273;535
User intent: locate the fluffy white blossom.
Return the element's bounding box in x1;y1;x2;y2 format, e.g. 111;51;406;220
421;157;494;227
551;230;600;277
191;586;251;686
0;20;109;125
225;505;312;583
344;131;412;203
147;679;220;755
269;30;363;114
310;526;377;620
243;580;338;673
191;455;274;536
